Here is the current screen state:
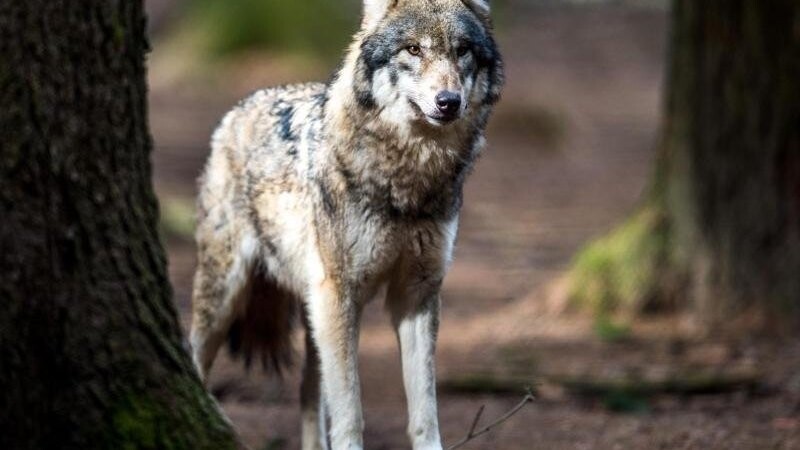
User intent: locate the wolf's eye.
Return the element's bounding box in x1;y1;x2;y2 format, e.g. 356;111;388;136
456;45;470;57
406;45;421;56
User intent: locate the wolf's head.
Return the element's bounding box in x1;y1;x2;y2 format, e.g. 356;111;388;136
343;0;503;131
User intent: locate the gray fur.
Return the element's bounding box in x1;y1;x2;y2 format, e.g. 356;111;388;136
190;1;503;448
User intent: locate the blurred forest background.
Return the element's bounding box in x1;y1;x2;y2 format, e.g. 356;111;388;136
143;0;800;448
4;0;793;448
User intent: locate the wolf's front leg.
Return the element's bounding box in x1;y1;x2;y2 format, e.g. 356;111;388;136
306;280;364;450
388;288;443;450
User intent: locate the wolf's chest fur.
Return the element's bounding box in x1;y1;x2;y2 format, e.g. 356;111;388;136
328;123;474;221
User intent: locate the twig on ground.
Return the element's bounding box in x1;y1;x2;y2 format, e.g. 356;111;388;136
446;388;536;450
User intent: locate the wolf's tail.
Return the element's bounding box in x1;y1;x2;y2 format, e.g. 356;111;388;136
227;267;298;374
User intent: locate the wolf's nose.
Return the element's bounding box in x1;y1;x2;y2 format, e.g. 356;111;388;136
435;91;461;115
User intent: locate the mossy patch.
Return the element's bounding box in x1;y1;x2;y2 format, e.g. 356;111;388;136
111;383;238;450
593;316;632;343
113;394;162;450
567;205;679;316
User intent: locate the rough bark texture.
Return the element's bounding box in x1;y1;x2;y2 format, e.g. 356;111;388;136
569;1;800;328
666;0;800;321
0;1;238;448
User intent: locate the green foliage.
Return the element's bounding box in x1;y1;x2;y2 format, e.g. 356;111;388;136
593;316;631;343
568;206;674;316
111;381;237;449
113;394;161;450
179;0;359;61
159;195;195;241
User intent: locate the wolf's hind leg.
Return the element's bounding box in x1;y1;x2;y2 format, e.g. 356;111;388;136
301;311;329;450
190;234;258;382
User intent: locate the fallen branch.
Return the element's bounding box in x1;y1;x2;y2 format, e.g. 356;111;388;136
439;373;532;395
556;369;761;397
446;388;536;450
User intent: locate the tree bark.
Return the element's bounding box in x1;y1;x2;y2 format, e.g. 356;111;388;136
0;1;239;448
569;0;800;329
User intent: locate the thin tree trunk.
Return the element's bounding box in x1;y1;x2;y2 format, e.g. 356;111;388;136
569;0;800;329
0;1;239;448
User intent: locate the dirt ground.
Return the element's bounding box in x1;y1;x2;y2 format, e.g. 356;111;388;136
149;3;800;449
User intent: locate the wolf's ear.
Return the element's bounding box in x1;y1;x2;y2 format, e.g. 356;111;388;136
461;0;491;18
362;0;398;28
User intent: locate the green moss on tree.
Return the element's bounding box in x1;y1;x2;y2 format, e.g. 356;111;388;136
569;206;674;315
566;0;800;328
0;1;242;448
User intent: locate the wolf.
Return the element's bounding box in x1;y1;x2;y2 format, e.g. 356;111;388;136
189;1;503;448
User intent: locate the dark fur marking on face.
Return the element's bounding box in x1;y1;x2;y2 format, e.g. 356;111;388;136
354;15;418;109
455;11;503;105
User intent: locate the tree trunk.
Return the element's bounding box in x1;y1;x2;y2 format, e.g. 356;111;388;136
0;2;239;448
569;0;800;329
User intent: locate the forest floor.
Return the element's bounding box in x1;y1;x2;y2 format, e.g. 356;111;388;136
149;3;800;449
